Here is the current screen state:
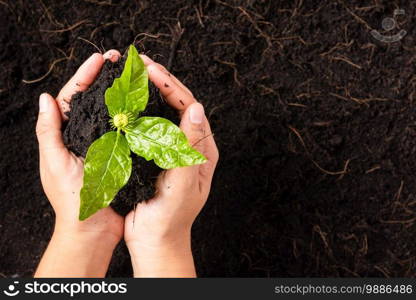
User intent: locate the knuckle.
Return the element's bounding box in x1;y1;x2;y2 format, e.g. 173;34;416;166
164;85;176;98
182;175;198;191
35;121;49;138
177;171;198;191
47;161;63;176
187;89;194;97
91;52;103;60
40;153;63;176
212;147;220;164
202;152;219;176
156;63;169;74
199;162;211;178
188;135;204;151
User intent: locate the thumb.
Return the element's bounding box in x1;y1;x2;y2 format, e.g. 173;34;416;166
36;93;65;152
161;103;206;188
180;102;206;160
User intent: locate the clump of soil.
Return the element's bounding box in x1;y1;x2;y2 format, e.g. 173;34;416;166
62;57;178;215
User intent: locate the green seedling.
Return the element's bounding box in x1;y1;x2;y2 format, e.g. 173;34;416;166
79;45;206;220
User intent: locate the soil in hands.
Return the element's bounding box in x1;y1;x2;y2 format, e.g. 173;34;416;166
63;57;178;216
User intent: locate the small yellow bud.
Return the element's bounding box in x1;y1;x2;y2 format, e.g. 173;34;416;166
113;113;129;128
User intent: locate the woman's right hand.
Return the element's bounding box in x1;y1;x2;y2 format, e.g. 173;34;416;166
124;55;219;277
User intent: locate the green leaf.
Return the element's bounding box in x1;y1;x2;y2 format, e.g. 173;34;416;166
105;44;148;117
79;131;132;220
125;117;207;169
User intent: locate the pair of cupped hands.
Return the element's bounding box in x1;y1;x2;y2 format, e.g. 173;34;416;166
35;49;218;277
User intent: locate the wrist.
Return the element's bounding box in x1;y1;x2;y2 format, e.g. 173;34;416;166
126;225;191;252
52;225;121;250
54;210;124;245
35;227;120;278
126;230;195;277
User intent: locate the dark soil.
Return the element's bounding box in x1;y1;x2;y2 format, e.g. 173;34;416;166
1;0;416;277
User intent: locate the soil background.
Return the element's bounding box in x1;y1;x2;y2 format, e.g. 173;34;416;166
1;0;416;277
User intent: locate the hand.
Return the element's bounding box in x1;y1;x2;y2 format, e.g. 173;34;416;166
124;55;219;277
35;50;124;277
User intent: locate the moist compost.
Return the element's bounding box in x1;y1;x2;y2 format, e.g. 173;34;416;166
62;57;178;216
1;0;416;277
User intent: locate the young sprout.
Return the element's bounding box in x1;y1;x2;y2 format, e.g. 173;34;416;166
79;45;206;220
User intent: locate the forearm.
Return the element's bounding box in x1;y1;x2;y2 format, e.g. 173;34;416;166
127;232;196;278
35;229;119;278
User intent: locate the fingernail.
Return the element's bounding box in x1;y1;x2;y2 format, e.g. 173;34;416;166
189;103;204;124
39;93;49;113
103;50;121;61
103;50;113;60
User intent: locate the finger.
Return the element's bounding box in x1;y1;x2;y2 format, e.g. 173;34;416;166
140;55;194;97
55;50;120;119
140;54;193;97
124;209;140;239
103;49;121;62
36;93;69;163
140;55;196;111
56;53;104;118
161;103;206;192
159;65;194;98
147;63;195;110
198;117;219;196
180;103;206;155
155;62;194;97
36;93;64;149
